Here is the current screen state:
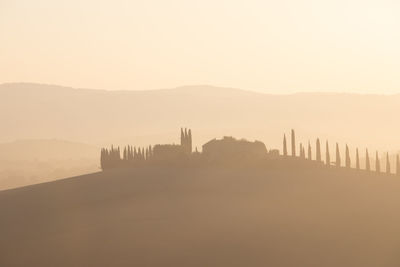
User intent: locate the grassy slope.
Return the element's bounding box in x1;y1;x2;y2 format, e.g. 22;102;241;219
0;165;399;267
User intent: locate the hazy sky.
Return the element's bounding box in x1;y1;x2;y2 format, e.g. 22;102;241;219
1;0;400;93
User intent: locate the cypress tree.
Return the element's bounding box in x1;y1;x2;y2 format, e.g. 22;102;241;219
299;143;301;157
283;134;287;156
130;146;133;160
111;145;114;168
184;128;188;149
345;145;351;168
188;129;192;153
316;138;321;162
336;143;341;167
102;148;106;169
326;141;330;167
123;147;127;161
180;128;184;146
299;143;303;158
300;144;305;159
105;148;108;169
386;152;391;174
291;129;296;157
356;148;360;170
100;148;105;170
365;149;370;171
396;154;400;176
307;141;312;160
299;144;302;158
375;151;380;173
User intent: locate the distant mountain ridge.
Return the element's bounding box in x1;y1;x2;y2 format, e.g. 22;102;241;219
1;83;399;152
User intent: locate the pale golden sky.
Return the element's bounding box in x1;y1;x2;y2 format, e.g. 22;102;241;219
1;0;399;93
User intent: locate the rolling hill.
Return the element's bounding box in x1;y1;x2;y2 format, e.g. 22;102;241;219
0;165;399;266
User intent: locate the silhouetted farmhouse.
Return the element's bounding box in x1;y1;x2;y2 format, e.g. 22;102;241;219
202;136;267;162
100;128;400;176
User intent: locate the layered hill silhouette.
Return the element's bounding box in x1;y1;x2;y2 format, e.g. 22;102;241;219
1;164;400;267
1;83;400;151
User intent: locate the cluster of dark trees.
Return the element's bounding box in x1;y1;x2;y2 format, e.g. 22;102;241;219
101;128;194;170
284;129;400;175
100;145;153;170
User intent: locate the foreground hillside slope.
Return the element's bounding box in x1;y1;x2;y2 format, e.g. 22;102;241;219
1;166;400;267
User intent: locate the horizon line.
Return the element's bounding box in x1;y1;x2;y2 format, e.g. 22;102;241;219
0;81;399;96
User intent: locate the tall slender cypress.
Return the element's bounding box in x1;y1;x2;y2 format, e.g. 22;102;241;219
396;154;400;176
326;141;330;167
365;149;370;171
308;142;312;160
316;138;321;162
283;134;287;156
356;148;360;170
299;143;303;159
188;129;192;153
386;152;391;174
375;151;380;173
100;148;105;170
184;128;188;149
148;145;152;159
299;143;302;158
336;143;341;167
345;145;351;168
300;144;305;159
291;129;296;157
180;128;184;146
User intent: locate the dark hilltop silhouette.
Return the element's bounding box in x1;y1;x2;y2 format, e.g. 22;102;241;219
3;83;400;189
100;128;400;176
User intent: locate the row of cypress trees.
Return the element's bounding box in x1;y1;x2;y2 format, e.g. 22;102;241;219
283;129;400;175
100;145;153;170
